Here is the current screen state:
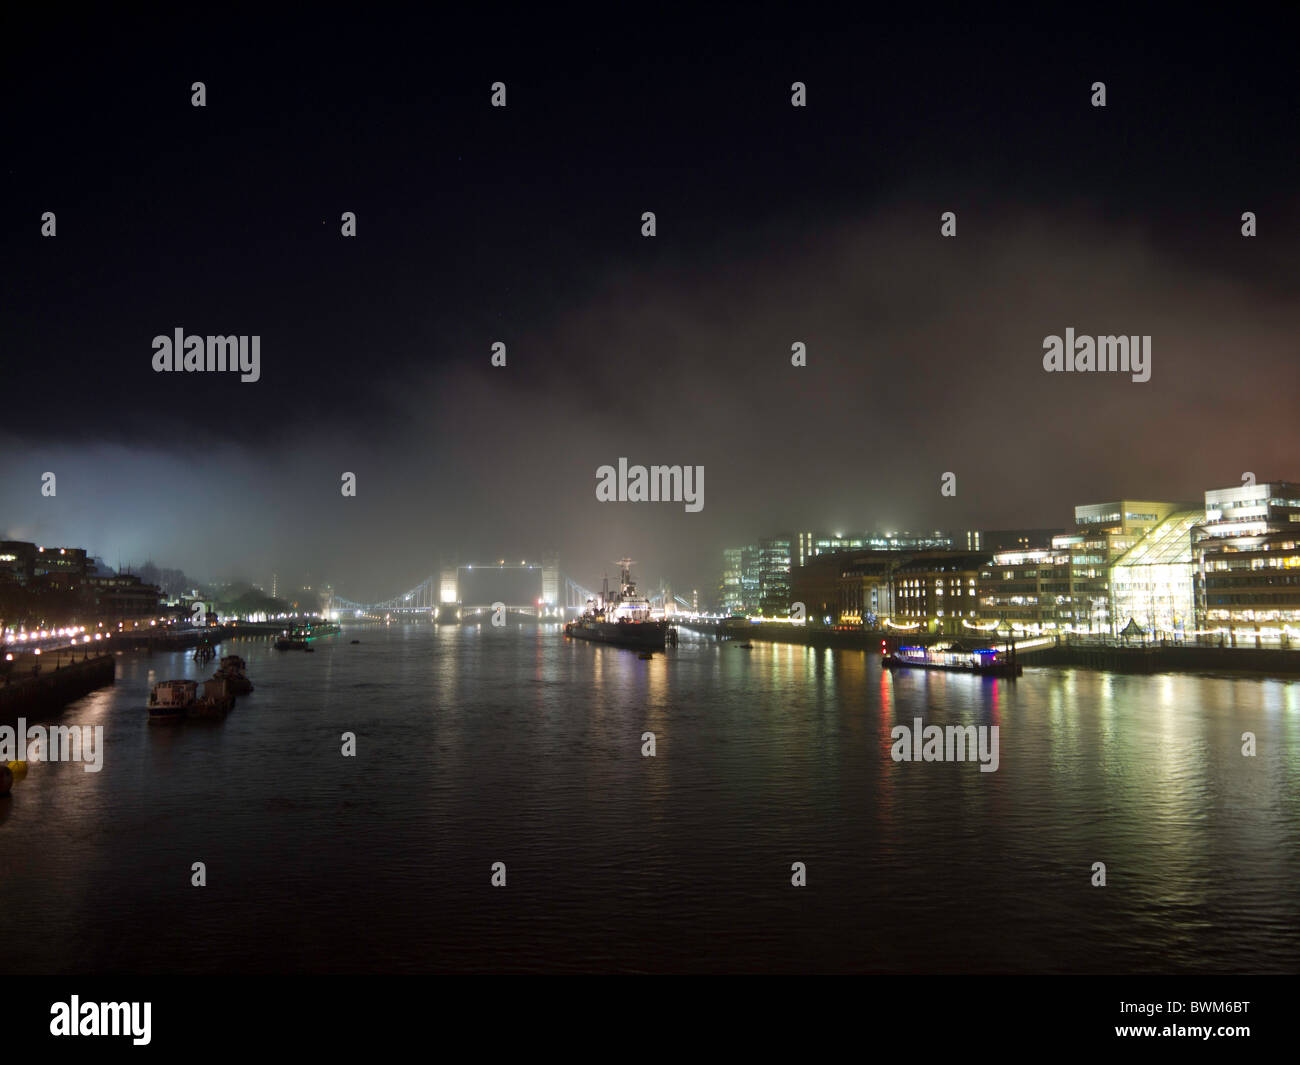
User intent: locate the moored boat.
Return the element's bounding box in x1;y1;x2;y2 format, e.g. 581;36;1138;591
563;559;672;651
882;641;1021;678
147;676;239;722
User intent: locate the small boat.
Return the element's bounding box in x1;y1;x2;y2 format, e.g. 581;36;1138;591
350;639;361;644
147;679;197;723
638;651;653;660
735;642;753;649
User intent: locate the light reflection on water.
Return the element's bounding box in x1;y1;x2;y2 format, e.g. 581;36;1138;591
1;623;1297;973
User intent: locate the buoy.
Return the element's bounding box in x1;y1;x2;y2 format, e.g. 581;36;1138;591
0;765;12;796
7;760;28;778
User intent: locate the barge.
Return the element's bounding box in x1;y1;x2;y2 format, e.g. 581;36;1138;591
213;654;253;695
147;677;238;722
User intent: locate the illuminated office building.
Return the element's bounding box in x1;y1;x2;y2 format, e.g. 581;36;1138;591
1194;481;1300;641
1109;510;1203;637
978;546;1074;632
1060;500;1184;634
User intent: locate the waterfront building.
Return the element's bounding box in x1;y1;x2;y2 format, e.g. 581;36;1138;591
890;551;988;635
1194;481;1300;642
719;544;763;614
0;540;166;628
0;541;38;585
86;574;163;622
1060;501;1185;634
787;548;912;627
788;552;845;624
757;537;793;616
0;542;90;596
744;531;961;619
739;545;760;613
836;553;903;627
31;545;90;593
718;538;800;616
1109;510;1203;638
978;546;1074;632
720;547;745;614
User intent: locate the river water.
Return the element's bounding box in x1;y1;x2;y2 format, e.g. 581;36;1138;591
2;623;1297;973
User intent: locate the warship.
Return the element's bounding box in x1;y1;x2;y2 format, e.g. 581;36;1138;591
564;559;671;651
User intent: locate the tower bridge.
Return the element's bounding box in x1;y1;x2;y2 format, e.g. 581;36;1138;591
325;557;598;620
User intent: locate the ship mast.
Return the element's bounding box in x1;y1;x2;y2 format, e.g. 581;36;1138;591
616;558;636;596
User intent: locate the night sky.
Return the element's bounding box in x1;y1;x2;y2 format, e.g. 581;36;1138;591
4;11;1298;599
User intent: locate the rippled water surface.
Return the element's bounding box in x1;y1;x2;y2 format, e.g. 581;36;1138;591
2;624;1298;973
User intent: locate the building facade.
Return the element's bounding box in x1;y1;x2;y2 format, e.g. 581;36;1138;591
1063;501;1184;634
978;546;1074;632
1109;510;1202;638
85;574;163;621
891;551;987;635
1194;481;1300;642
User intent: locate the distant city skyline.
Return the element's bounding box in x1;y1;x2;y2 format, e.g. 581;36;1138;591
5;472;1296;605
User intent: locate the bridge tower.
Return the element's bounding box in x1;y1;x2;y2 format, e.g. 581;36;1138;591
439;555;459;605
542;551;560;609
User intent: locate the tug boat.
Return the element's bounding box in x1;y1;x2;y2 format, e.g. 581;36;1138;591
563;559;672;651
882;641;1021;678
213;654;253;694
